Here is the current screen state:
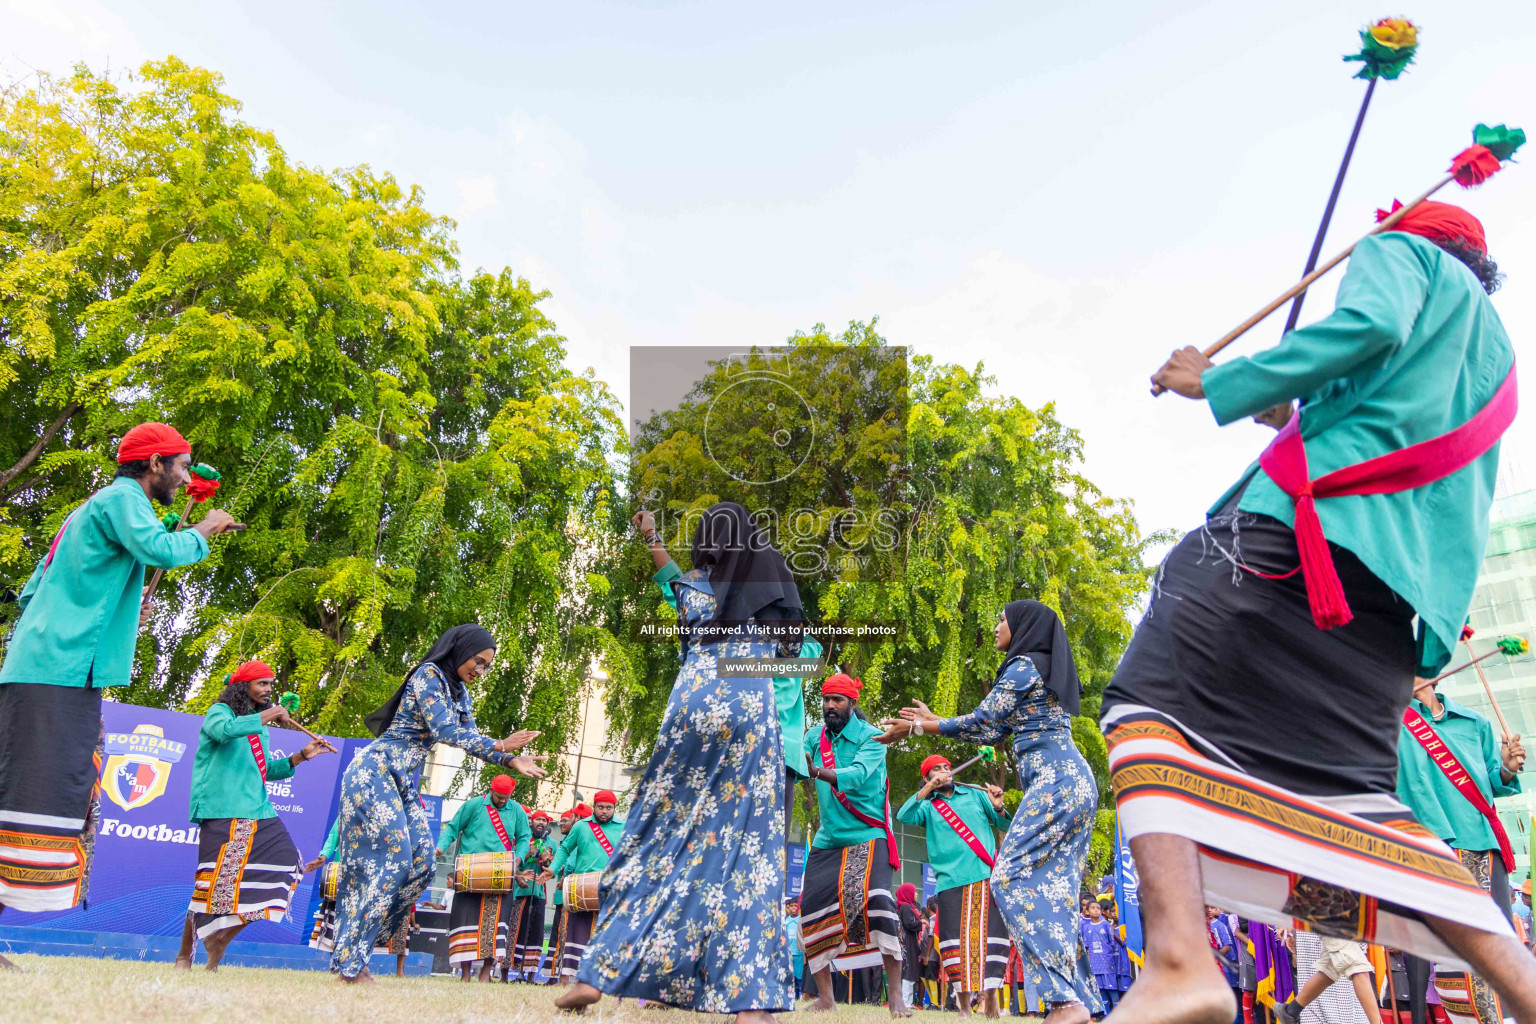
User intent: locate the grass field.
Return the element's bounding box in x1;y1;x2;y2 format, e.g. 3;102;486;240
3;956;1033;1024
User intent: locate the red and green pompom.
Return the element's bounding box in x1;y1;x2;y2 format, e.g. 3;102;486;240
1450;124;1525;187
1342;17;1418;80
185;463;222;502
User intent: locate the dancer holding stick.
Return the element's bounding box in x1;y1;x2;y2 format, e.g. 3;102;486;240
1116;128;1535;1023
0;424;238;961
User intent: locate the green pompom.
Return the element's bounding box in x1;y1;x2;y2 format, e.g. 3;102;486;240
1498;636;1529;657
1474;124;1526;163
279;692;301;714
161;511;182;531
979;746;996;762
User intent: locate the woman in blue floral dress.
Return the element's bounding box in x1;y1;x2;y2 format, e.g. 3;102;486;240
883;600;1102;1024
329;624;545;983
558;503;802;1022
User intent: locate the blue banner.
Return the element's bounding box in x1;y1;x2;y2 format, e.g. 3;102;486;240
788;843;806;898
9;701;346;943
1112;820;1143;963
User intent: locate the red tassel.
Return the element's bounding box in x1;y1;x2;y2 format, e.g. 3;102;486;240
1292;490;1353;629
1449;145;1501;187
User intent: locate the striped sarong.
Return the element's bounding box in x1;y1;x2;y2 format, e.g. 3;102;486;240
936;879;1009;992
190;815;301;939
1104;707;1513;969
0;684;103;912
508;894;546;972
799;838;901;974
447;889;510;967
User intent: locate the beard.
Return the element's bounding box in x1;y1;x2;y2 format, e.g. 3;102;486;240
532;824;549;839
823;706;851;733
594;808;614;823
150;470;179;507
490;794;509;809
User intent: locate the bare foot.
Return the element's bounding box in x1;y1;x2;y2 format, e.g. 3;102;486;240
1103;967;1233;1024
337;971;377;986
1043;1003;1090;1024
0;953;17;971
734;1013;779;1024
555;982;603;1013
889;1001;914;1018
172;955;193;971
809;997;837;1013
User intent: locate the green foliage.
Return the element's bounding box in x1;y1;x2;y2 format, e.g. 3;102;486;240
606;320;1161;832
0;59;623;803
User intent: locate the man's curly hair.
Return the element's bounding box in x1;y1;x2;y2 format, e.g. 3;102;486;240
1436;237;1503;294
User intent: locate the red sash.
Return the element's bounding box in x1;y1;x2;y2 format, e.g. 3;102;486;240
588;820;614;857
247;734;268;782
818;728;900;870
931;795;995;869
486;804;512;851
1402;706;1515;872
1257;364;1517;630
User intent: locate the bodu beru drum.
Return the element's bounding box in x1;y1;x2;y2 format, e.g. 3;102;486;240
451;851;519;892
563;870;602;912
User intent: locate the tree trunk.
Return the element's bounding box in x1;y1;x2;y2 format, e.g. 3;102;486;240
0;402;81;493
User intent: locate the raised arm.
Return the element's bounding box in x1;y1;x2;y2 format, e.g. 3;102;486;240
200;703;264;743
936;678;1025;745
1202;233;1430;425
99;487;210;570
548;826;582;878
895;791;928;828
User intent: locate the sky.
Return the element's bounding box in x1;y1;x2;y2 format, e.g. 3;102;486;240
5;0;1535;548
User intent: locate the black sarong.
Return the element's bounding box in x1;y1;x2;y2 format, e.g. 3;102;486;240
190;815;302;939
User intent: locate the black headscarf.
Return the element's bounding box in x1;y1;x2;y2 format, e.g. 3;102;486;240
363;624;497;737
1000;599;1081;716
685;502;804;648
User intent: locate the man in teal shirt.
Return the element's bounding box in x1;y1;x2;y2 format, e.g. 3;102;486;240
440;773;530;982
1396;676;1525;1023
896;753;1011;1015
539;790;623;984
1109;200;1536;1023
0;423;235;937
508;809;555;981
799;673;907;1014
175;660;330;971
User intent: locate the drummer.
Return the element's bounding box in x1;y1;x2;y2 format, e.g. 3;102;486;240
438;774;530;982
508;810;556;983
539;791;623;985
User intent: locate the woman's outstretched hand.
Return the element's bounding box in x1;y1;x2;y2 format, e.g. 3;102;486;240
876;719;913;745
510;753;549;778
498;729;540;752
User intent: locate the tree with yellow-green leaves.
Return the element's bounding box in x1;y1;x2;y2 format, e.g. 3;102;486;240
0;58;624;800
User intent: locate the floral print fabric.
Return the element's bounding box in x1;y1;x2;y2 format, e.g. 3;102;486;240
328;663;512;978
938;654;1102;1013
575;568;794;1013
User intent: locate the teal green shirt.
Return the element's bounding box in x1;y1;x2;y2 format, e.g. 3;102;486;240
436;795;530;861
654;559;821;777
896;785;1011;893
1396;692;1520;852
516;834;555;897
319;819;340;861
1202;233;1512;675
806;717;891;850
187;703;296;822
2;477;209;688
549;817;625;877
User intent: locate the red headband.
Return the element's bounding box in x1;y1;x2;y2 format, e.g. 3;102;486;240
230;661;275;685
117;422;191;464
490;774;514;796
920;754;952;777
822;673;862;700
1377;199;1487;255
593;790;617;805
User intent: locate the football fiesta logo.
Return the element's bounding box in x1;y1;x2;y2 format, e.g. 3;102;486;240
103;723;186;811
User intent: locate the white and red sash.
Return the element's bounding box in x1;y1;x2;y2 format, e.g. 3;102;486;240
588;820;614;857
1402;705;1516;872
931;794;995;869
486;803;513;851
247;734;268;782
819;727;901;869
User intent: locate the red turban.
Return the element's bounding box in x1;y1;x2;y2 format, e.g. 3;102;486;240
1377;200;1487;255
821;673;863;700
593;790;617;805
920;754;952;777
559;808;576;820
530;811;552;822
230;661;275;685
490;774;514;795
117;423;191;464
574;803;593;818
